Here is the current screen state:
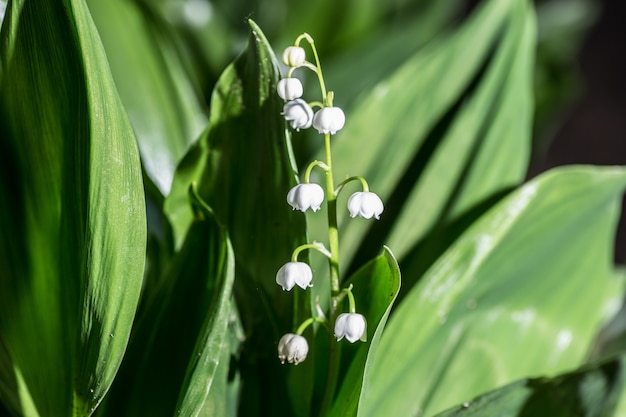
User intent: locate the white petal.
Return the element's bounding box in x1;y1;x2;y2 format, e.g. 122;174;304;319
334;313;367;343
278;333;309;364
312;107;345;135
277;78;303;101
293;263;313;289
347;192;384;220
276;264;297;291
334;313;349;341
282;46;306;67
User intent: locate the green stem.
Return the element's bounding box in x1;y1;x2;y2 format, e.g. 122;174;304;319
346;287;356;314
324;134;340;296
291;242;331;262
320;131;341;416
296;33;327;102
334;176;370;196
295;316;329;335
304;160;330;183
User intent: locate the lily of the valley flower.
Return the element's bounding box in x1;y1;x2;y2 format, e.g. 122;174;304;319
278;333;309;365
312;106;345;135
283;99;314;131
277;78;303;101
287;183;324;212
282;46;306;67
347;191;384;220
334;313;367;343
276;261;313;291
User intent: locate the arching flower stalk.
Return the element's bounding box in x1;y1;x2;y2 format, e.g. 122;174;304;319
274;31;389;416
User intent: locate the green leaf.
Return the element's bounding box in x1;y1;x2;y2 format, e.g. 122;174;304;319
98;188;234;417
0;340;20;417
164;19;307;415
433;355;625;417
174;189;236;416
86;0;206;196
324;0;463;109
0;1;146;416
359;165;626;417
327;247;401;417
308;0;535;285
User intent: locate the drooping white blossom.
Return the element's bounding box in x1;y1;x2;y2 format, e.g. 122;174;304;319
283;99;314;131
277;78;304;101
347;191;384;220
312;106;345;135
276;261;313;291
282;46;306;67
287;183;324;212
334;313;367;343
278;333;309;364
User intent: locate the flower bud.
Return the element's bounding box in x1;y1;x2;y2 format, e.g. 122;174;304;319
277;78;303;101
287;183;324;212
312;107;345;135
282;46;306;67
334;313;367;343
276;261;313;291
283;99;314;131
278;333;309;364
347;191;384;220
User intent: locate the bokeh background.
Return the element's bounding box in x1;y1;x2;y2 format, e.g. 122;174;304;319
528;0;626;263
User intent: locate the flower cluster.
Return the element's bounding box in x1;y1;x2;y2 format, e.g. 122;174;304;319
275;34;385;366
278;47;346;135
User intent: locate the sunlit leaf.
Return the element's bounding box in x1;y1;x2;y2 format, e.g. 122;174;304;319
0;0;146;415
87;0;206;196
327;247;401;417
98;187;234;417
359;166;626;416
307;0;535;293
164;19;308;416
434;355;625;417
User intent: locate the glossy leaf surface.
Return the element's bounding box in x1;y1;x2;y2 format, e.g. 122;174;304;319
87;0;206;196
434;355;625;417
308;0;535;286
99;188;234;417
360;166;626;417
0;1;146;415
165;19;308;416
328;247;401;417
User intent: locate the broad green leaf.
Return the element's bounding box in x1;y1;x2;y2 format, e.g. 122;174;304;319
327;247;401;417
434;355;625;417
359;166;626;417
308;0;535;286
324;0;462;110
98;188;234;417
174;189;236;416
165;20;308;415
86;0;206;196
0;0;146;416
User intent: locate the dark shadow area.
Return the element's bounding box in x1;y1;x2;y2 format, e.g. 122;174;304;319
346;39;499;279
529;0;626;264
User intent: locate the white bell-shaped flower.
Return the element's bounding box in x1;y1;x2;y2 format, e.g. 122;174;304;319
283;99;314;131
347;191;384;220
287;183;324;212
276;261;313;291
277;78;303;101
312;107;345;135
282;46;306;67
278;333;309;365
334;313;367;343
